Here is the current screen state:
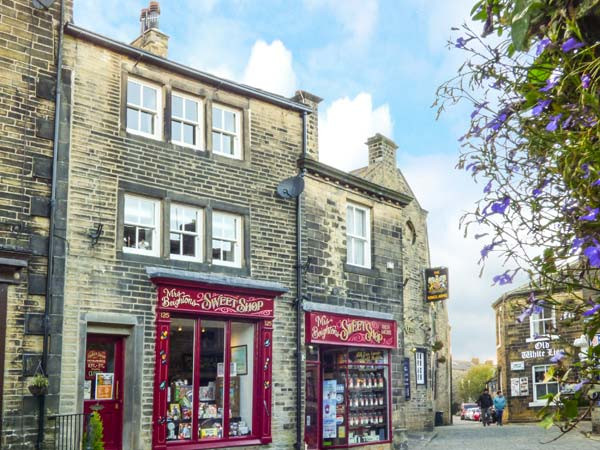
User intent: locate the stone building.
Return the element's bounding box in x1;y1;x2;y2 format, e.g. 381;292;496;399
0;1;450;448
493;284;583;423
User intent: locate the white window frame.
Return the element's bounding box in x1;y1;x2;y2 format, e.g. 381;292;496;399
496;308;502;348
123;194;160;257
126;77;162;140
211;212;242;268
169;204;203;262
346;203;371;268
212;103;242;159
171;91;203;149
531;364;559;405
415;350;426;385
527;305;557;341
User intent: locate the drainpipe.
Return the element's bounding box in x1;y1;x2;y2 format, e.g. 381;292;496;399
296;110;307;450
38;0;65;448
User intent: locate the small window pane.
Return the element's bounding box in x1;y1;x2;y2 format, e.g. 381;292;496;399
212;107;222;129
355;209;365;236
221;216;236;240
212;132;221;152
124;225;137;248
127;108;139;130
170;233;181;255
224;110;235;132
182;234;196;257
185;99;198;122
124;196;137;223
347;207;354;234
221;241;235;262
536;384;546;398
172;95;183;118
183;124;195;145
143;86;157;110
347;237;355;264
355;239;365;265
138;228;153;250
222;134;232;155
212;240;222;260
547;383;558;395
141;111;154;134
137;198;156;226
127;81;141;106
183;213;197;233
172;121;182;142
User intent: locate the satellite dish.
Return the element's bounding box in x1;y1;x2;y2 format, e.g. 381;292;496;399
32;0;55;9
276;175;305;199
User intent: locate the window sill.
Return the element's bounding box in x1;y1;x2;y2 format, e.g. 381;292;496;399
126;129;162;142
528;401;547;407
344;263;378;277
212;151;249;168
525;335;559;343
118;252;250;276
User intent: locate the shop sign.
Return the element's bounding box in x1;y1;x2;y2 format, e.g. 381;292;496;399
86;349;107;379
305;311;397;349
510;377;529;397
510;361;525;371
402;357;411;400
520;341;563;360
425;267;449;302
158;286;274;318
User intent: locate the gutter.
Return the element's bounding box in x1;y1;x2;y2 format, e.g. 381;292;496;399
63;23;312;114
295;111;307;450
39;0;65;448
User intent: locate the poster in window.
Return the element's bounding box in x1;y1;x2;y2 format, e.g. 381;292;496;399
231;345;248;375
425;267;449;301
322;380;337;439
519;377;529;396
95;373;114;400
86;349;107;380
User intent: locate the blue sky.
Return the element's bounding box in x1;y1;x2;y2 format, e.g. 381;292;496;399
74;0;515;361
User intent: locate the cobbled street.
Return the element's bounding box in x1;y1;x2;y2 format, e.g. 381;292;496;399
413;419;600;449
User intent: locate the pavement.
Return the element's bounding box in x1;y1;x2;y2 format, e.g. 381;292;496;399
407;418;600;449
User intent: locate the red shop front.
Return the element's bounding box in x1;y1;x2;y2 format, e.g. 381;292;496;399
148;269;286;450
304;309;397;449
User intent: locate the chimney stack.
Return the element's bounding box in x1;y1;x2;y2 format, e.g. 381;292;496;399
131;1;169;58
366;133;398;170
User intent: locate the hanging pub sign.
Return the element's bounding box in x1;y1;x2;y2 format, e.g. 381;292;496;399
157;286;274;318
305;311;397;349
425;267;449;302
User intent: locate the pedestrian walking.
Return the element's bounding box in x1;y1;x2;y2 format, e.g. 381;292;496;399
477;388;493;426
493;391;506;426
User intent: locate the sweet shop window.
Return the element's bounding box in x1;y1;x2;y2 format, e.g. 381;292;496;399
321;348;390;447
165;317;256;444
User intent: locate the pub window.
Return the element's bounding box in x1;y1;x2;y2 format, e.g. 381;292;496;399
532;365;558;402
123;194;160;257
126;77;162;139
346;203;371;268
212;104;242;159
166;318;255;443
170;204;203;261
212;212;242;267
529;305;556;339
415;349;426;385
171;92;202;148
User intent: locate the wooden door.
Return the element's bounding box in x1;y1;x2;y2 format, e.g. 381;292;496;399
83;334;124;450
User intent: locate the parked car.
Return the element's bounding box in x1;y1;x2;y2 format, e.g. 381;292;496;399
470;408;480;421
460;403;478;420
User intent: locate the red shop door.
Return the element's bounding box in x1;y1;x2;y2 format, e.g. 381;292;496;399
83;334;124;450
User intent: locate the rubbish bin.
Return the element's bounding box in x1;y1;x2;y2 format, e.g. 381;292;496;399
435;411;444;426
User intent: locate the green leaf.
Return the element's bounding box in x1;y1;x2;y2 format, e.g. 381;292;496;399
564;399;579;419
539;414;554;429
511;0;530;51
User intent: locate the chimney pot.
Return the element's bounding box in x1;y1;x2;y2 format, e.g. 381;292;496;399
366;133;398;169
133;1;169;58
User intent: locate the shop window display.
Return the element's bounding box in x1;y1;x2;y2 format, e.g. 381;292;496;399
322;348;389;447
164;317;255;444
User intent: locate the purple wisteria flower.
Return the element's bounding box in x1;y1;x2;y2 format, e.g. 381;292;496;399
490;197;510;214
483;180;492;194
582;73;591;89
533;188;542;197
516;292;543;322
465;162;479;172
572;236;587;251
562;37;584;53
573;379;589;392
480;244;495;260
536;38;551;56
584;244;600;267
493;271;516;286
540;78;559;92
593;179;600;186
488;112;508;131
582;163;590;179
583;301;600;317
532;99;551;116
562;114;573;129
471;102;488;119
579;207;599;221
550;350;566;363
456;37;466;48
546;114;562;131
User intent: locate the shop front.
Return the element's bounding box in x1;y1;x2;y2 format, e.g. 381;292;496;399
147;268;287;450
303;306;397;449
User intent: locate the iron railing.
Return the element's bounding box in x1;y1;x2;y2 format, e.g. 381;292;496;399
48;413;85;450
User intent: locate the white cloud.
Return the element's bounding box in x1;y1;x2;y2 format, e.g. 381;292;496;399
242;40;297;96
319;93;393;171
304;0;378;43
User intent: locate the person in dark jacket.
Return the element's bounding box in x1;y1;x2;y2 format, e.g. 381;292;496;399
477;388;493;426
